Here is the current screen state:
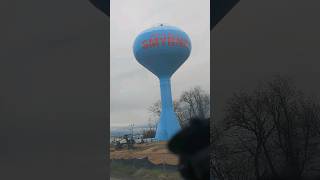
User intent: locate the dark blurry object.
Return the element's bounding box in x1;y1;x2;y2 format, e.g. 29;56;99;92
168;118;210;180
89;0;109;16
211;0;240;29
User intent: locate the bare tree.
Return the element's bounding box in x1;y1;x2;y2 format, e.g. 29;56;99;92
148;86;210;127
264;77;320;178
148;100;162;118
148;99;189;127
224;90;277;179
214;76;320;180
141;118;156;139
180;86;210;120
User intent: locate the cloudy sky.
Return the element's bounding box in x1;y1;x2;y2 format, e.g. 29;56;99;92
213;0;320;121
110;0;210;127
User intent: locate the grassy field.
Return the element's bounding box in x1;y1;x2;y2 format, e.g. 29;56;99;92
110;160;183;180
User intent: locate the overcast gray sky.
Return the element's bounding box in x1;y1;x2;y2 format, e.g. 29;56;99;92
213;0;320;122
110;0;210;127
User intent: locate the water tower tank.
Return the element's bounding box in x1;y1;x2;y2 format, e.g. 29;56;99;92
133;24;192;141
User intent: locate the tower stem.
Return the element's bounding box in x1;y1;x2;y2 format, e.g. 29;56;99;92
155;77;181;141
159;78;174;112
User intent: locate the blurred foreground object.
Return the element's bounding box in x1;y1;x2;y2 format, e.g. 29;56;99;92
211;0;240;29
168;118;210;180
89;0;109;16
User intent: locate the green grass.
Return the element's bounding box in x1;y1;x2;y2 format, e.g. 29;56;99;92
110;161;183;180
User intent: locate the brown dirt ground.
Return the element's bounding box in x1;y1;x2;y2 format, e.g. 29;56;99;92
110;142;179;165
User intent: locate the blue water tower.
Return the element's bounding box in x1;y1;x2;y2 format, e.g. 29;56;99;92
133;24;192;141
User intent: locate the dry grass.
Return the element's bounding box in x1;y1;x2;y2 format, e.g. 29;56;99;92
110;141;179;165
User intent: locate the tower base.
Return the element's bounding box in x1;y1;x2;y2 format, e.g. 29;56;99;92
155;110;181;141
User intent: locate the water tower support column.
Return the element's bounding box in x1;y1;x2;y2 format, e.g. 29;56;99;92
155;78;181;141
